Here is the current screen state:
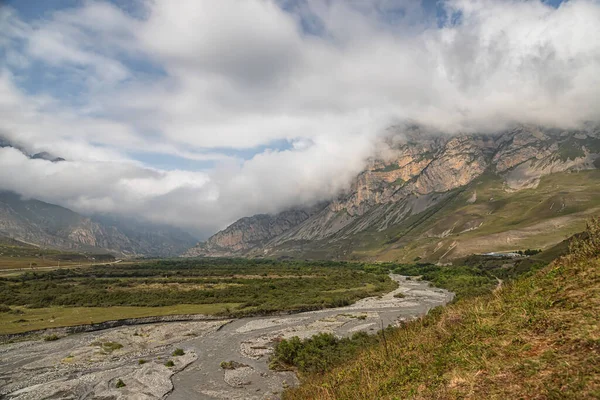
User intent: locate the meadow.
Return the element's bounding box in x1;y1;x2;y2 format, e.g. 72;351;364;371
0;258;396;334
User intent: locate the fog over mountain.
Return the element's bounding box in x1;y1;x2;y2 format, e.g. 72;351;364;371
1;0;599;238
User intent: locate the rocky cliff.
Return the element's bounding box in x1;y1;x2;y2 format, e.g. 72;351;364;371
185;125;600;261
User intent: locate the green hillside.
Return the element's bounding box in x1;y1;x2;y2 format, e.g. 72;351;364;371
275;170;600;263
284;219;600;399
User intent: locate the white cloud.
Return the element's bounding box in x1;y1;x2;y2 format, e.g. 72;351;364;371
0;0;599;237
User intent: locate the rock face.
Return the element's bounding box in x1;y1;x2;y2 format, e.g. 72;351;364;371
0;191;197;257
184;203;327;257
186;125;600;260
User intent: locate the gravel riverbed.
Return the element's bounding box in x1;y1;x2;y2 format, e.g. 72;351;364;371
0;275;453;399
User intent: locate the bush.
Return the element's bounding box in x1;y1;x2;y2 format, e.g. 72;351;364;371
270;332;380;374
115;379;126;388
165;360;175;367
44;334;59;341
172;348;185;356
220;360;248;370
0;304;11;313
138;359;147;365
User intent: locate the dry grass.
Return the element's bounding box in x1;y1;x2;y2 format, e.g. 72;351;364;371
285;222;600;399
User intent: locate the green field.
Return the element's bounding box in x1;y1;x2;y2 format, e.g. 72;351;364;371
0;258;397;334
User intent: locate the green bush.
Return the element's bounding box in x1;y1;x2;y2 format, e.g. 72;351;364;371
115;379;126;388
172;348;185;356
165;360;175;367
138;359;146;365
44;334;59;341
271;332;380;374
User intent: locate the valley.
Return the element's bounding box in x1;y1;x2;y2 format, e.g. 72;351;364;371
0;273;451;399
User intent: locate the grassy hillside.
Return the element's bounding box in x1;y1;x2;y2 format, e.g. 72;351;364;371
284;219;600;399
266;170;600;263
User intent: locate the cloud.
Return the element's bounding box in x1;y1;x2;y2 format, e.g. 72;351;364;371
0;0;599;237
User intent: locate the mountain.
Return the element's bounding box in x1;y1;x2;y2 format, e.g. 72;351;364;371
0;136;64;162
185;125;600;261
184;203;327;257
0;191;197;257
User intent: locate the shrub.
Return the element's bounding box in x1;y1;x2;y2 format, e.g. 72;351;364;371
394;292;406;298
138;359;147;365
220;360;248;370
270;332;380;374
172;348;185;356
44;334;59;341
115;379;126;388
0;304;11;313
165;360;175;367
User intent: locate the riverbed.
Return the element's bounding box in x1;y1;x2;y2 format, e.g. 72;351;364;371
0;275;453;399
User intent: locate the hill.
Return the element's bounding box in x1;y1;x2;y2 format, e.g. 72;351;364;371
283;219;600;399
186;125;600;261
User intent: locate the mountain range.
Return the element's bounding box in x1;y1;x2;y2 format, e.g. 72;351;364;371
0;138;197;257
185;125;600;262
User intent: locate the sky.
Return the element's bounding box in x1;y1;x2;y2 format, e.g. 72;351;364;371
0;0;599;238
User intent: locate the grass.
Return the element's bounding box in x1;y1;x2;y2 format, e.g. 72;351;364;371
374;164;401;172
0;303;239;334
0;258;397;334
283;219;600;399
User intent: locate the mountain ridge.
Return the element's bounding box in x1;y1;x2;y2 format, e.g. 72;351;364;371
0;191;197;257
185;125;600;261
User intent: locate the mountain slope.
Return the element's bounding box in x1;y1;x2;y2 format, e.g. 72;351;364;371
186;126;600;261
284;220;600;399
0;192;196;257
184;203;327;257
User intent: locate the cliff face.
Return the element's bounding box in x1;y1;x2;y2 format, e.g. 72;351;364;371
186;125;600;260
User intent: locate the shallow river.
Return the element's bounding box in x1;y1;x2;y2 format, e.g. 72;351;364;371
0;275;453;400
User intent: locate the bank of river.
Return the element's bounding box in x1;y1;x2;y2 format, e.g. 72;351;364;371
0;275;453;399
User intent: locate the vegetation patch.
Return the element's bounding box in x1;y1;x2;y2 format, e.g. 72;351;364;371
91;341;123;352
172;348;185;356
220;360;248;370
374;164;401;173
164;360;175;367
270;332;382;374
0;258;397;333
115;379;126;388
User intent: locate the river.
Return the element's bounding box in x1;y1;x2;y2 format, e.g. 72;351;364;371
0;275;453;400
